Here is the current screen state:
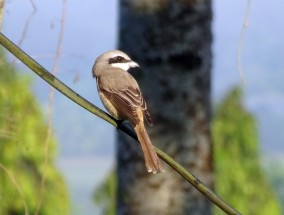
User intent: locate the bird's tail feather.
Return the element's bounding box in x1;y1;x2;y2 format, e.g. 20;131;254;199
134;123;164;174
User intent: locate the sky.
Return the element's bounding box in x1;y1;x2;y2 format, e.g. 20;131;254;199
2;0;284;214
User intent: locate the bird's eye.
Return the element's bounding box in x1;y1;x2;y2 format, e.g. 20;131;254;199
117;56;123;61
108;56;127;64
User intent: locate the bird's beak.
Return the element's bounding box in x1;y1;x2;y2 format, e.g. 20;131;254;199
128;61;139;68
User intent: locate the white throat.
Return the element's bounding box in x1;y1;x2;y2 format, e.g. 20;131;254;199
111;61;139;71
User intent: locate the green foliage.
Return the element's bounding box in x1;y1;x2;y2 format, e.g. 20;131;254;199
93;171;116;215
0;53;69;215
213;87;281;215
264;160;284;212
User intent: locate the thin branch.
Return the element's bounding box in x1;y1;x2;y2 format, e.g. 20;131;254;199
12;0;37;64
0;32;241;215
237;0;251;84
34;0;67;214
0;0;5;31
0;163;29;215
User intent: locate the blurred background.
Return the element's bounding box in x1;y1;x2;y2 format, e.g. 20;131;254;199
0;0;284;214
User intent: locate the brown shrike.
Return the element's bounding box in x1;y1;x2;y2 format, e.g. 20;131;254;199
92;50;164;174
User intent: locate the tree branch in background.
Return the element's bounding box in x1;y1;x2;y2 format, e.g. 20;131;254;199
237;0;251;83
12;0;37;64
0;0;5;31
0;163;29;215
0;1;29;214
34;0;67;214
0;32;241;215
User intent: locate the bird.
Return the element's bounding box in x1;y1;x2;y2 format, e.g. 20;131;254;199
92;50;164;174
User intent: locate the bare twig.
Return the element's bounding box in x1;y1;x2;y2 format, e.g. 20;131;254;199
0;130;17;139
12;0;37;64
0;163;29;215
0;0;5;31
237;0;251;84
34;0;67;214
0;32;241;215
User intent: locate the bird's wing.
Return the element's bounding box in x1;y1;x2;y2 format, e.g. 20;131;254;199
98;76;153;126
121;86;153;126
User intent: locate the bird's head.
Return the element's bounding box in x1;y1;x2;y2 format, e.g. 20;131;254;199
92;50;139;77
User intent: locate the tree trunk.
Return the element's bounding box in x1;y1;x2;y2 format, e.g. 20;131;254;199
117;1;213;214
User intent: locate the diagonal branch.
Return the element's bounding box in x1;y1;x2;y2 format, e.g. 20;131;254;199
0;32;241;215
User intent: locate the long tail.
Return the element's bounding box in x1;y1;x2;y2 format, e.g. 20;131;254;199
134;123;164;174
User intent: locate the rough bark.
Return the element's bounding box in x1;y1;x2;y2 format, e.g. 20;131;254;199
117;0;213;214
